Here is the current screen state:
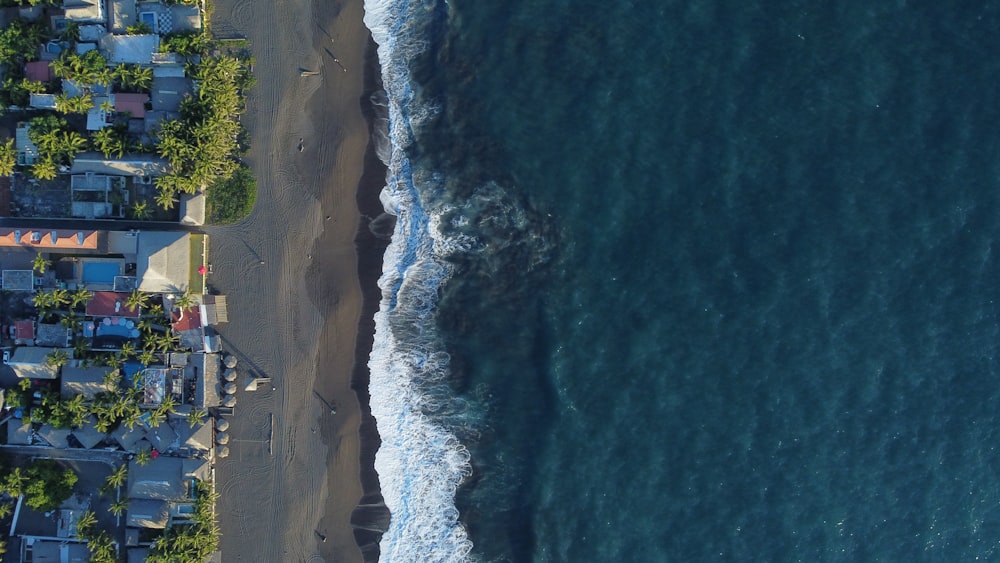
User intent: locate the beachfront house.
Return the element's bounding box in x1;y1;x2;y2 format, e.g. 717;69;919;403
126;456;209;530
136;231;191;293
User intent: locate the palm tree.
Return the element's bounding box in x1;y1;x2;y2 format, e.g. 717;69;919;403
130;200;152;220
109;498;128;517
126;289;149;310
137;349;156;366
91;127;123;158
123;407;142;430
32;252;47;274
70;287;93;309
0;138;15;176
75;510;97;540
106;464;128;489
187;407;207;428
32;156;57;180
102;368;122;389
119;341;136;359
173;291;196;310
2;467;28;497
147;408;166;428
135;448;151;465
45;349;70;367
131;66;153;90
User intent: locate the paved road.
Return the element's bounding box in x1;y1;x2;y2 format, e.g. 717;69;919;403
0;217;207;234
0;444;127;466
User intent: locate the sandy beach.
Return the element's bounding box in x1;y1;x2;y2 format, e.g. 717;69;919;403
202;0;388;560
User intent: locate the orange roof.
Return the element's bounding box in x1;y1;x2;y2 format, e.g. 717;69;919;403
171;306;200;332
0;229;99;250
86;291;140;318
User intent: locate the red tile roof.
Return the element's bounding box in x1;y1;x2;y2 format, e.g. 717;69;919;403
114;93;148;118
171;306;200;332
15;320;33;341
85;291;140;318
24;61;53;83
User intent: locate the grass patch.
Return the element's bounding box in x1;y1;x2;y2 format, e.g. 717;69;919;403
189;233;205;294
206;164;256;224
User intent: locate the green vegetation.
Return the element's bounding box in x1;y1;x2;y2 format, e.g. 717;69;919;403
160;31;210;57
91;126;129;158
0;18;48;65
207;164;256;224
148;482;220;563
113;63;153;92
126;22;153;35
154;55;253;205
51;50;111;87
75;510;117;563
0;138;14;176
0;459;78;511
27;115;88;179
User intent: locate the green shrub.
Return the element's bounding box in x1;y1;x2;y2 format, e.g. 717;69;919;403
207;165;256;224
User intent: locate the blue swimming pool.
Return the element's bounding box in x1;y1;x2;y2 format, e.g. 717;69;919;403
82;262;119;284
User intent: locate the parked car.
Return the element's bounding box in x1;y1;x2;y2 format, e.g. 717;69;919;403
3;350;9;363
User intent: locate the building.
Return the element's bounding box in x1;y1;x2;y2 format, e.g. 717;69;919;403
8;346;68;379
24;61;54;83
86;290;141;318
0;228;100;251
62;0;105;22
99;34;160;65
61;365;114;399
136;231;190;293
15;124;38;165
126;456;209;530
70;152;169;178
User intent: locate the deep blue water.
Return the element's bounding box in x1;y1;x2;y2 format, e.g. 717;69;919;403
365;2;1000;561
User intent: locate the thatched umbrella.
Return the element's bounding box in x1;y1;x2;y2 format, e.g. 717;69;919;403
223;382;237;395
224;355;238;369
216;445;230;458
223;368;237;382
215;418;230;432
215;431;230;445
222;395;237;408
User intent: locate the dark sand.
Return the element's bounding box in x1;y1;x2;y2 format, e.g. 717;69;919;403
204;0;389;560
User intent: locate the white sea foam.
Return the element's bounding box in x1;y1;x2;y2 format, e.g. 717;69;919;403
363;0;475;561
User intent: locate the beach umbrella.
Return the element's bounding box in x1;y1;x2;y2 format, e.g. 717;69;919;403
222;395;237;408
223;382;237;395
224;355;238;368
223;369;237;382
216;431;230;445
197;265;207;276
215;418;230;432
216;445;230;458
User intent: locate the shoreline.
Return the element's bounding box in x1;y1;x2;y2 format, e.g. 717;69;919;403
205;0;388;560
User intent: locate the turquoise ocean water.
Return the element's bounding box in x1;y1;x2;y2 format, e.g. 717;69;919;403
363;2;1000;561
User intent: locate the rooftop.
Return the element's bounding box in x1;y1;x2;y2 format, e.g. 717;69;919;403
61;365;113;399
137;231;190;293
0;228;99;250
24;60;53;82
86;290;141;318
115;92;149;118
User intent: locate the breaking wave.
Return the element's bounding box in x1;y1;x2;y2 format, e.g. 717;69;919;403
363;0;475;560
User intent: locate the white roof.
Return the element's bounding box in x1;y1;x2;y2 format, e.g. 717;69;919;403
63;0;104;22
179;193;206;226
70;152;169;177
87;96;112;130
137;231;190;293
99;34;160;65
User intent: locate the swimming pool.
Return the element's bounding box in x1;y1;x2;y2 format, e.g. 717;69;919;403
82;262;119;284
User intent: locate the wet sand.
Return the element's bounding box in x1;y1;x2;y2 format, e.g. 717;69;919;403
204;0;388;560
